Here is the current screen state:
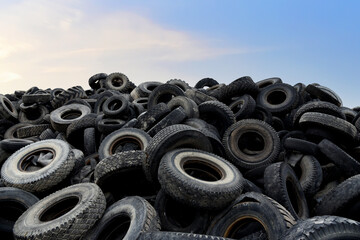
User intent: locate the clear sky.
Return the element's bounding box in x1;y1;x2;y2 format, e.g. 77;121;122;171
0;0;359;107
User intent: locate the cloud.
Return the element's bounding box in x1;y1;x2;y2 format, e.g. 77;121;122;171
0;72;22;83
0;0;262;93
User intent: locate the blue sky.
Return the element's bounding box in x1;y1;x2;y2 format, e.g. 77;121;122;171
0;0;359;107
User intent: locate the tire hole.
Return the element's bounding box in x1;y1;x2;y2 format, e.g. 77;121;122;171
97;215;131;239
183;160;222;182
40;196;79;222
267;90;287;105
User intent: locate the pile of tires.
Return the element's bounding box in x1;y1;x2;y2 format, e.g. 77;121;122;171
1;73;360;239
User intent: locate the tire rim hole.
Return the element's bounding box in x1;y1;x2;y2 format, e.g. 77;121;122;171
286;178;300;215
238;132;265;155
40;196;79;222
0;200;27;221
267;90;287;105
4;99;14;113
20;149;55;171
224;217;267;238
158;94;174;104
183;160;222;182
110;137;142;154
165;196;197;228
98;215;131;239
61;110;82;120
109;99;123;111
232;101;244;113
111;78;123;87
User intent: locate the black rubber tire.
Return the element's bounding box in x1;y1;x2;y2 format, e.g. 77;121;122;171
139;231;231;240
143;124;212;184
93;90;117;114
50;86;87;109
314;174;360;221
305;83;342;106
83;127;97;156
18;105;49;125
228;94;256;120
0;187;39;238
22;93;51;105
198;100;235;137
13;183;106;240
88;73;107;90
223;119;280;170
4;123;32;139
207;192;296;240
288;155;323;197
318;139;360;177
0;94;18;121
16;124;51;138
167;96;199;118
98;128;151;160
65;113;97;150
264;162;309;220
292;100;345;128
102;95;129;118
50;104;92;133
281;215;360;240
147;107;187;137
299;112;358;145
166;79;191;92
195;77;219;89
84;196;161;240
210;76;259;103
103;72;135;93
96;117;126;134
130;81;162;99
136;102;171;131
158;148;244;210
147;84;185;109
0;138;34;153
255;77;282;89
256;83;299;116
251;105;273;125
283;137;320;157
1;139;75;193
154;189;210;234
341;106;358;123
184;88;218;105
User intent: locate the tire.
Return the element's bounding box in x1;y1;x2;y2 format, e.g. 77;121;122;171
136;102;171;131
318;139;360;177
83;127;97;156
96;117;126;134
228;94;256;120
314;174;360;221
299;112;357;145
143;124;212;184
50;86;87;109
147;84;185;109
130;81;162;99
264;162;309;220
13;183;106;240
139;231;231;240
102;95;129;118
167;96;199;118
255;77;282;89
66;113;97;150
292;100;345;128
22;93;51;105
158;148;244;210
89;73;107;90
305;83;342;106
281;215;360;240
207;192;296;240
18;105;49;125
98;128;151;160
283;137;320;157
198;100;235;137
166;79;191;91
103;72;135;93
210;76;259;103
288;155;323;197
1;139;75;192
133;97;149;110
256;83;299;116
0;187;39;238
251;105;273;125
223;119;280;170
195;77;219;89
147;107;187;137
154;189;211;234
4;123;32;139
0;138;34;153
16;124;51;138
84;196;161;240
93;90;118;114
50;104;92;132
0;94;18;120
184;88;218;105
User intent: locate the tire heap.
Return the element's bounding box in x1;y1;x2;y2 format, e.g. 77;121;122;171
1;73;360;239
